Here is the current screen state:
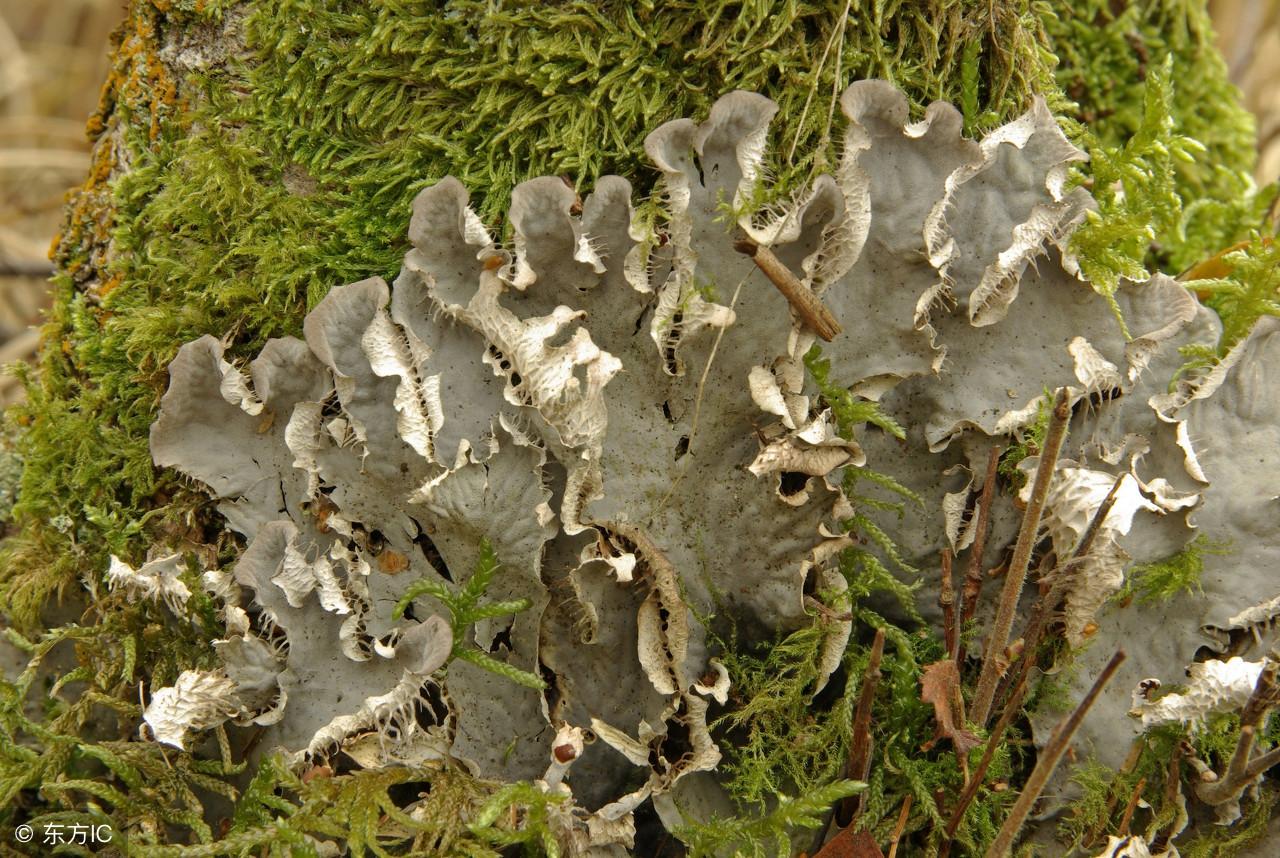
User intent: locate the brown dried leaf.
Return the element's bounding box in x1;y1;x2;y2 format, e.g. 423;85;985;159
920;658;981;753
813;827;885;858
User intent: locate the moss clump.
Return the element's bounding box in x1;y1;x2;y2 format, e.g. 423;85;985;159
1048;0;1271;274
1116;534;1229;606
1194;232;1280;350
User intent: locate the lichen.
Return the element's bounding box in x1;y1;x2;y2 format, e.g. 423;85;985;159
116;72;1232;854
7;2;1280;856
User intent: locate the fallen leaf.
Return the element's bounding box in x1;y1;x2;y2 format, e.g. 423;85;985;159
920;658;981;753
814;826;885;858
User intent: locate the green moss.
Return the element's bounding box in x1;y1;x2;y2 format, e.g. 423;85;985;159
1180;787;1277;858
676;778;864;858
1067;56;1203;309
711;613;858;806
1194;233;1280;350
1047;0;1269;274
393;538;545;690
997;388;1052;489
1116;534;1229;606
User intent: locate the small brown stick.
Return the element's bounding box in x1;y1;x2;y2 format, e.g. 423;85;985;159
990;474;1126;711
1240;656;1280;729
985;649;1126;858
972;389;1071;727
886;794;913;858
1085;739;1144;847
1066;475;1126;566
1191;655;1280;814
838;627;886;826
943;671;1030;840
734;239;843;341
957;446;1002;664
940;548;957;660
1116;776;1146;837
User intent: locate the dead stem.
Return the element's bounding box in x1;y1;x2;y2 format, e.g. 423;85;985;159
1149;741;1186;853
990;473;1125;711
943;671;1030;841
838;626;886;827
887;794;913;858
972;389;1071;726
1116;776;1146;837
985;649;1126;858
1067;474;1126;565
1194;655;1280;814
940;548;957;659
1085;739;1144;847
734;239;842;340
957;446;1002;664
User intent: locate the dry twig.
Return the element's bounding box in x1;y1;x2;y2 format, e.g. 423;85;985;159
957;446;1002;664
972;389;1071;726
940;548;957;659
837;627;885;827
733;239;843;340
1192;656;1280;820
985;650;1127;857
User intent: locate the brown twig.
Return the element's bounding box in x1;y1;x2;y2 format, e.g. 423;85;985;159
838;627;885;827
943;671;1030;841
886;794;913;858
1240;656;1280;729
985;649;1126;858
972;389;1071;727
990;474;1126;713
940;548;957;659
1148;741;1186;853
1066;475;1126;566
1116;776;1146;837
957;447;1001;664
1085;739;1144;847
733;239;842;340
1194;655;1280;815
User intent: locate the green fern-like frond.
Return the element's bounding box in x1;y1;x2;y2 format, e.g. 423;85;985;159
394;538;543;690
805;344;906;440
